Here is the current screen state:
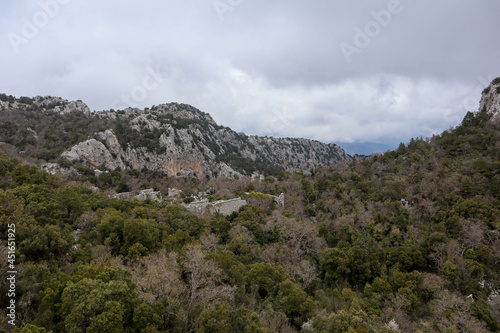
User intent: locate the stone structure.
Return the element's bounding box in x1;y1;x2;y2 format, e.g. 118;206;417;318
208;198;247;216
109;188;162;201
274;193;285;207
186;199;210;214
186;197;247;216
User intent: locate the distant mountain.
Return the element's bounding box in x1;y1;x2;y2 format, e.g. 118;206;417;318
335;142;396;155
0;95;354;178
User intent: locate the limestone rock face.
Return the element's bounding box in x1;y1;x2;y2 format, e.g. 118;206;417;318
59;101;354;177
0;100;10;109
480;78;500;121
246;135;352;173
33;96;91;116
61;139;126;170
96;130;124;158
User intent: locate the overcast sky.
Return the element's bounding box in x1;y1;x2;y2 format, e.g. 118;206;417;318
1;1;499;147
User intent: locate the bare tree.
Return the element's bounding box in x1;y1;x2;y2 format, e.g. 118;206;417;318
459;218;485;256
132;250;186;305
228;225;256;245
182;244;235;307
272;211;326;260
289;260;318;290
200;232;219;253
260;307;295;333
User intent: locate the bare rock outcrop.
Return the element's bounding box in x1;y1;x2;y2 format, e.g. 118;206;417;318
60;101;353;178
61;139;126;170
480;77;500;121
34;96;91;116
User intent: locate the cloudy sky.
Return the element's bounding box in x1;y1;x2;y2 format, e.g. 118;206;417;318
1;1;499;148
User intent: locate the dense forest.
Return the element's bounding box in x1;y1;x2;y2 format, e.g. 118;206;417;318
1;102;500;332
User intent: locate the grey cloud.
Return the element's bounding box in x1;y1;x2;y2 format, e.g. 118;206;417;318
0;0;499;148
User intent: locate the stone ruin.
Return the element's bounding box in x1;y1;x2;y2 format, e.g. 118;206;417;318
185;197;248;216
109;188;162;201
185;199;210;214
273;193;285;207
188;192;283;216
106;186;279;216
208;198;248;216
165;187;247;216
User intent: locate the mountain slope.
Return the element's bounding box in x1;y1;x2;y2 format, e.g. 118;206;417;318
0;95;352;178
0;78;499;332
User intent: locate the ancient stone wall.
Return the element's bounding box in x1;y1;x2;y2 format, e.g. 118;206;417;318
186;199;210;214
208;198;247;216
109;188;162;201
274;193;285;207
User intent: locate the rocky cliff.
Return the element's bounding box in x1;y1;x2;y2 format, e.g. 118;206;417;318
0;95;90;116
65;103;352;178
0;94;353;178
480;77;500;122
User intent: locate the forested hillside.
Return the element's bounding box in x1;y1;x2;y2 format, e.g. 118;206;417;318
1;80;500;332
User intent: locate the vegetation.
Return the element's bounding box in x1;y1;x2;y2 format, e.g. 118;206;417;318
0;97;499;331
0;105;112;160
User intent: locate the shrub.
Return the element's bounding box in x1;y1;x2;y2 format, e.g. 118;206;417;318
18;96;34;104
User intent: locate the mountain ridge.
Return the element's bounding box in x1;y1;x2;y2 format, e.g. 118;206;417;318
0;94;354;178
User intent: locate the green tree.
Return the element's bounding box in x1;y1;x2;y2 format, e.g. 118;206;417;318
247;262;289;299
86;301;125;333
275;279;315;323
132;303;162;332
13;324;48;333
198;302;232;333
